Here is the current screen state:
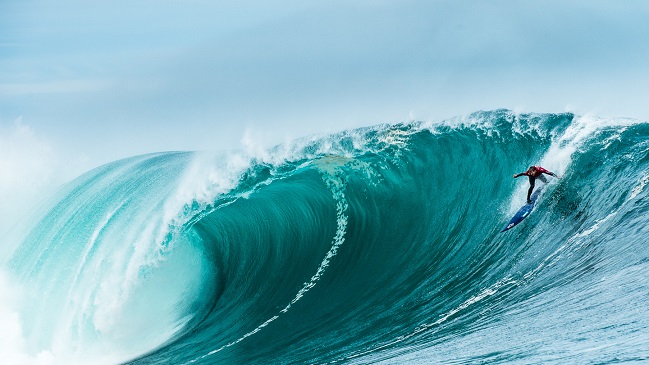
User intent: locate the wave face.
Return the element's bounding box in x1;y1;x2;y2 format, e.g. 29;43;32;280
7;110;649;364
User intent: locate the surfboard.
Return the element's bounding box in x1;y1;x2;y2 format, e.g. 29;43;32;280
501;187;544;232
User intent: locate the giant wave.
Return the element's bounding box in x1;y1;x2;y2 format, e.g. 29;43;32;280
4;110;649;364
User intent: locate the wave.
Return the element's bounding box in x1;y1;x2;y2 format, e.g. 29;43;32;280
5;110;649;364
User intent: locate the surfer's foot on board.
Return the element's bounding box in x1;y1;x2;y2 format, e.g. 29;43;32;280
527;200;532;204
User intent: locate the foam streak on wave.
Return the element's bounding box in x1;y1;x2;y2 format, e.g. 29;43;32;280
185;162;351;364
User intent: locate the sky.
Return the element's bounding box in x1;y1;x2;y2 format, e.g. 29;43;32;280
1;0;649;191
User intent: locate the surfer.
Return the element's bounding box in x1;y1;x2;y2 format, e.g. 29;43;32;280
514;166;559;203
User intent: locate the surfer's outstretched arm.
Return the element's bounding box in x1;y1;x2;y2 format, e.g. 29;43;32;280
537;167;559;178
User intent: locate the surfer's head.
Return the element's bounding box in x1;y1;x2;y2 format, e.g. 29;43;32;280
527;166;537;174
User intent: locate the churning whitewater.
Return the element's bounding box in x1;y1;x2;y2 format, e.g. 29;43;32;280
4;110;649;364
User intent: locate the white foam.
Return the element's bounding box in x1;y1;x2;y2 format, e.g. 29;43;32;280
628;173;649;202
0;268;57;365
544;114;643;170
575;211;618;239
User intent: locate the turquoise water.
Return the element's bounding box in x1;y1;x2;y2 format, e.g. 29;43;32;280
6;110;649;364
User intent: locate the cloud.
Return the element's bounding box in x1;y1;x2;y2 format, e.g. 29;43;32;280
0;269;56;365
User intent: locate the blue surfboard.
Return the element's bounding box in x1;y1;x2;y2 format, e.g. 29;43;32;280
501;187;544;232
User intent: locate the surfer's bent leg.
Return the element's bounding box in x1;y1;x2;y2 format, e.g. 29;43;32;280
527;176;535;203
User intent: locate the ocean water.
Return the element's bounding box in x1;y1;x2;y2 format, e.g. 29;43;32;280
3;110;649;364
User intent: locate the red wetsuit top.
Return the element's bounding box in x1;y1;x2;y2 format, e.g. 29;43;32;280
525;166;550;178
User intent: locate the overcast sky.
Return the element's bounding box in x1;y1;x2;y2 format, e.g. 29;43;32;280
1;0;649;170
